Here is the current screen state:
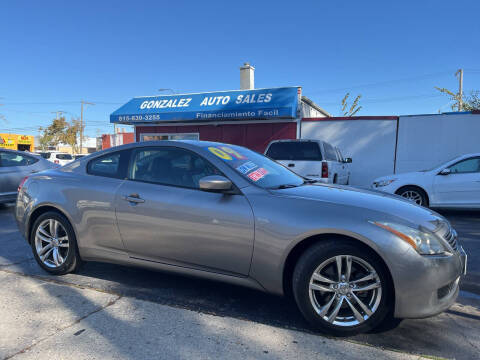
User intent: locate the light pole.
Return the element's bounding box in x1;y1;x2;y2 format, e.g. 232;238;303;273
80;100;95;154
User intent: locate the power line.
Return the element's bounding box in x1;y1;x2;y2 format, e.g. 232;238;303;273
309;71;453;95
319;93;444;106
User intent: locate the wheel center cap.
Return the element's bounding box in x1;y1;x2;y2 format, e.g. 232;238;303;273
52;238;59;247
337;282;350;295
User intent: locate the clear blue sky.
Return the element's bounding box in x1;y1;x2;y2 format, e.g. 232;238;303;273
1;0;479;137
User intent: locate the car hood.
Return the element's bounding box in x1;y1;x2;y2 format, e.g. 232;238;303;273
374;171;428;183
271;183;445;232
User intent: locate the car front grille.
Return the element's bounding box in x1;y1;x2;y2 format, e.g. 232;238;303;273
443;226;458;251
437;279;457;299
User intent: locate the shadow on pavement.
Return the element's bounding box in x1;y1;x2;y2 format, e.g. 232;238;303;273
2;204;480;359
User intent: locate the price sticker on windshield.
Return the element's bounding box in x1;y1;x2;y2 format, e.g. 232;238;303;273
247;167;268;182
236;161;257;174
208;146;247;161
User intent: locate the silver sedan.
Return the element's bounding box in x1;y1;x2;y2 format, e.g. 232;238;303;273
0;149;57;204
15;141;467;336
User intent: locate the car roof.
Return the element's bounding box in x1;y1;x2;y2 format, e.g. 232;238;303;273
268;139;322;143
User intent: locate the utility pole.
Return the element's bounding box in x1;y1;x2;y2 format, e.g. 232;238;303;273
80;100;95;154
455;69;463;111
51;111;65;120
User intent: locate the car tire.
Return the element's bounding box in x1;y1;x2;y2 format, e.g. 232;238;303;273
396;186;429;207
292;240;392;336
30;211;82;275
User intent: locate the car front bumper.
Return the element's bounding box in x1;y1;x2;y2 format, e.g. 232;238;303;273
393;246;467;319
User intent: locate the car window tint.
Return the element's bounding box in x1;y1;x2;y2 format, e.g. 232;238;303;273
56;154;73;160
448;157;480;174
87;152;123;178
129;147;220;189
0;152;38;167
266;142;323;161
323;142;337;161
40;152;50;159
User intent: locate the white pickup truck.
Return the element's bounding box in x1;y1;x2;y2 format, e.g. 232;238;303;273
265;139;352;185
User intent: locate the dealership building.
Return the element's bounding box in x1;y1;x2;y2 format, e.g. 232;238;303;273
110;63;329;153
110;64;480;187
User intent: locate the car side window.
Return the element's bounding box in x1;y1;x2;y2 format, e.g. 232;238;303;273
129;147;220;189
448;157;480;174
0;152;38;167
56;154;73;160
323;143;337;161
87;151;128;179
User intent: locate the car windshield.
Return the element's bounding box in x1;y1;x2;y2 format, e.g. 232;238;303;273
421;156;460;171
205;144;304;189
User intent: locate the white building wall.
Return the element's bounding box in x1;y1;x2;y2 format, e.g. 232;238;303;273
396;113;480;173
301;119;398;186
300;102;327;118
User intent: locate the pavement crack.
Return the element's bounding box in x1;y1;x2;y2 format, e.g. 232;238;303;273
2;294;122;360
445;311;480;353
0;258;34;267
0;268;122;297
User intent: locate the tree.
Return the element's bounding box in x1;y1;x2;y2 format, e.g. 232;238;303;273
37;127;54;151
341;93;362;116
435;87;480;111
62;118;83;154
38;117;68;150
38;116;83;153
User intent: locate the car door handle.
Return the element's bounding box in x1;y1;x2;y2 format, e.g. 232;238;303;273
288;163;295;167
123;194;145;204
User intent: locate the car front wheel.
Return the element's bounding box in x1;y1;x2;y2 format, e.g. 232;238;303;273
31;211;82;275
292;240;392;336
396;186;428;207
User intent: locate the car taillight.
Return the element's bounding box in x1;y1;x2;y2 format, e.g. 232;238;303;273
18;176;28;192
321;162;328;178
54;160;59;164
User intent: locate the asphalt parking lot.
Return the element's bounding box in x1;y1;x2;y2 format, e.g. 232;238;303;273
1;203;479;360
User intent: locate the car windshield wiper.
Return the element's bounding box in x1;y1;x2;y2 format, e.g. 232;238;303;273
303;178;320;184
268;184;300;190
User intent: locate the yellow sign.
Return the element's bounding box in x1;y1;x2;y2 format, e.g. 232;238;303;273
0;134;34;151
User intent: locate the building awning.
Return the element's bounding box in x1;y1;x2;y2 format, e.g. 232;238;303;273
110;87;300;124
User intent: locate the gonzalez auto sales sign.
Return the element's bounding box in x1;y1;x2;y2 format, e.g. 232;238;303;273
110;87;300;124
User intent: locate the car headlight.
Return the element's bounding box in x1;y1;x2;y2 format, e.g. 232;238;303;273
371;221;449;255
373;179;396;187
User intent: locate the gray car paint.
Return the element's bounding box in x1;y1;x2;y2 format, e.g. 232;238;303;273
15;140;465;319
0;149;57;203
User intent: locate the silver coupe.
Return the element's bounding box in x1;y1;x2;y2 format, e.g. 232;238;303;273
15;141;467;335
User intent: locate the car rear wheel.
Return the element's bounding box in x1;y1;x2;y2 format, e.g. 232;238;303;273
31;211;81;275
396;186;428;207
292;240;392;336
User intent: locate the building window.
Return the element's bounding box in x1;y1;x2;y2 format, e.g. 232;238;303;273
140;133;199;142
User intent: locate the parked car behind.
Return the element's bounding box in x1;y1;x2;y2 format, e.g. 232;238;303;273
0;149;57;204
40;152;74;166
74;154;86;160
372;153;480;209
265;139;352;184
16;140;466;336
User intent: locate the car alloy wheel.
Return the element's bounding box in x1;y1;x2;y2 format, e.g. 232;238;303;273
308;255;382;327
34;218;70;268
399;190;423;205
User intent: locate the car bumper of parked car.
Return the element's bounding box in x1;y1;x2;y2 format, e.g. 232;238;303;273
393;246;467;319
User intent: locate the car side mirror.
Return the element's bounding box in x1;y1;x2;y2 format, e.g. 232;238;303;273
199;175;233;192
344;158;352;163
439;168;451;175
